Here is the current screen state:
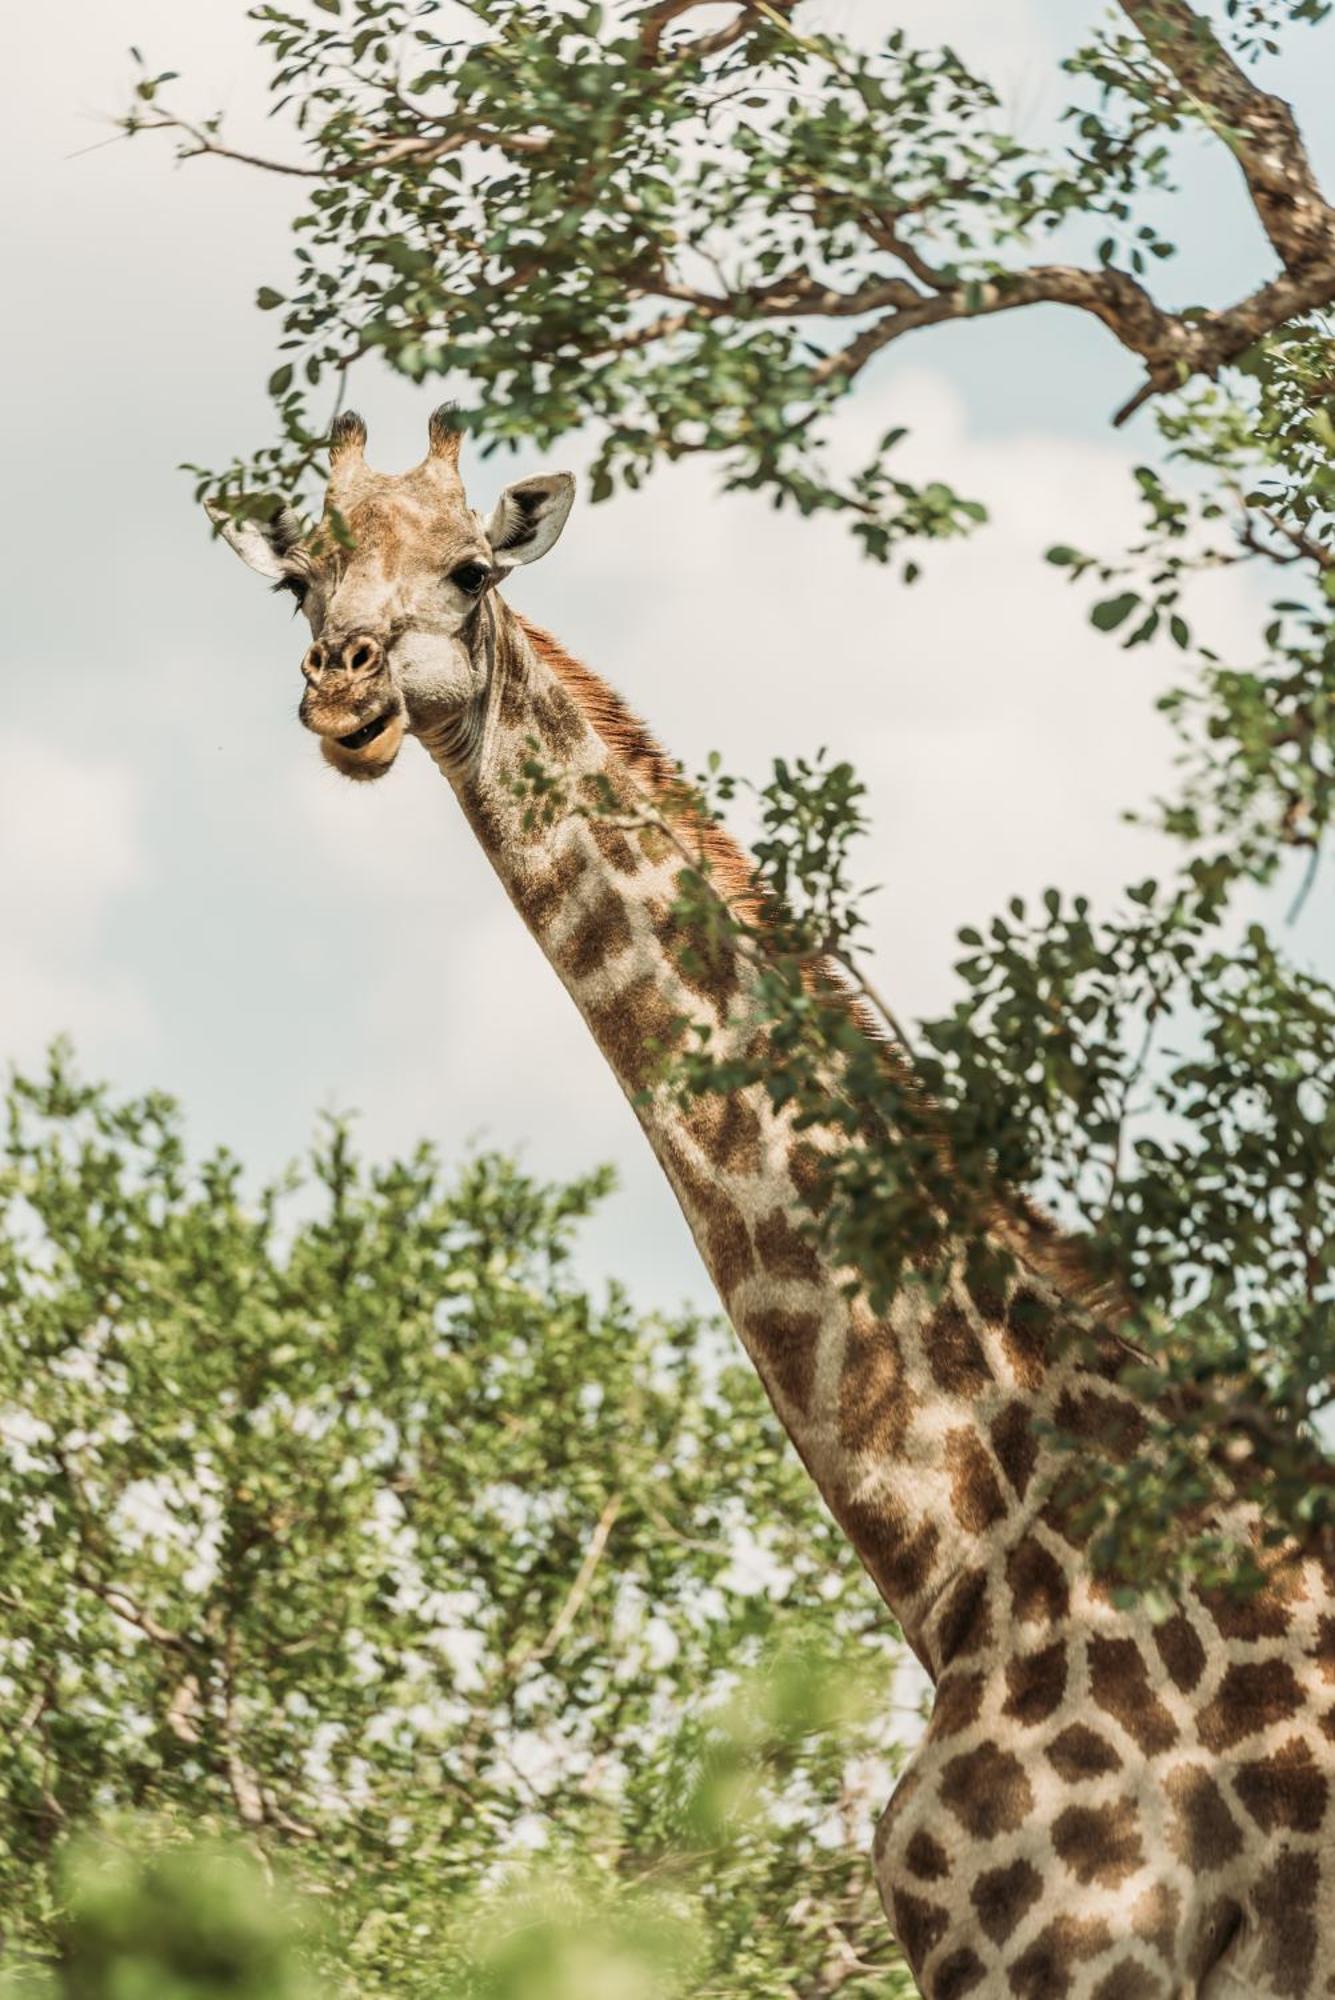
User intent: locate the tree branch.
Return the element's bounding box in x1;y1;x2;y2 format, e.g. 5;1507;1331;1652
135;0;1335;430
527;1491;623;1667
1118;0;1335;270
74;1570;193;1654
811;263;1195;388
637;0;797;63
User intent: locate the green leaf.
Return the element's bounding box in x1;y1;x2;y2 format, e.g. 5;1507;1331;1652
1091;592;1140;632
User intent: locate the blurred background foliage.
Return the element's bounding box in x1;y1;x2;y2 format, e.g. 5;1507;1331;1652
0;1055;913;1995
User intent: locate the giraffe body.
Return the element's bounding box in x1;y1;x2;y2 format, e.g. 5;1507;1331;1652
211;414;1335;1996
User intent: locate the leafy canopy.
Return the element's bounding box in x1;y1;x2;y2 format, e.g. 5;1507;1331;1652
0;1054;912;1997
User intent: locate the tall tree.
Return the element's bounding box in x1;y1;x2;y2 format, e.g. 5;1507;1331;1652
126;0;1335;1565
0;1055;911;1997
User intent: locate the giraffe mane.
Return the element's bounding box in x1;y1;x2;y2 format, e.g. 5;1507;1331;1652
519;616;1134;1336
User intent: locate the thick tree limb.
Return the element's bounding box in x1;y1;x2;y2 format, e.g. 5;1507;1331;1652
638;0;797;63
1118;0;1334;268
135;0;1335;428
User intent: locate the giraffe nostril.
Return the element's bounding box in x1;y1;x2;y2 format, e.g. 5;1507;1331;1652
303;641;326;680
347;637;380;674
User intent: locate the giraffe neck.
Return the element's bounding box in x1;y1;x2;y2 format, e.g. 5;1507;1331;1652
416;600;1112;1676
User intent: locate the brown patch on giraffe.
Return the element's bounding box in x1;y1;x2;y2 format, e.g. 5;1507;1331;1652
873;1762;920;1867
754;1207;821;1284
588;818;640;874
1007;1916;1113;2000
1052;1796;1145;1889
990;1400;1039;1500
633;822;673;867
999;1287;1054;1391
1251;1848;1318;1998
686;1094;762;1177
1003;1639;1068;1727
839;1307;912;1460
1233;1734;1329;1833
905;1829;951;1882
1131;1881;1180;1964
971;1857;1043;1946
890;1887;949;1969
1046;1723;1122;1782
963;1270;1007;1324
707;1221;754;1298
1153;1612;1206;1693
786;1137;833;1216
934;1567;993;1665
926;1299;992;1397
1091;1968;1164;2000
462;783;512;860
510;838;590;935
490;661;527;735
1006;1537;1070;1625
871;1760;923;1864
1037;1484;1086;1550
1163;1763;1243;1870
1087;1634;1178;1755
1199;1580;1295;1642
647;891;740;1014
944;1427;1006;1534
743;1306;820;1415
842;1497;941;1605
939;1742;1035;1840
556;885;634;983
585;974;683;1091
1315;1613;1335;1683
1197;1657;1304;1754
530;682;587;757
929;1669;986;1740
935;1949;987;2000
1052;1384;1146;1459
660;1138;755;1300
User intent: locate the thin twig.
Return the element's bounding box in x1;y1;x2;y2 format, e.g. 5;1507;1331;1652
525;1491;623;1667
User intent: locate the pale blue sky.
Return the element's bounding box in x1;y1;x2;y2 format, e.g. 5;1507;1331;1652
3;1;1332;1312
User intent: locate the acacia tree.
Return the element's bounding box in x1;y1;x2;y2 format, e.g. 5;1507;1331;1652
0;1055;910;1997
125;3;1335;1562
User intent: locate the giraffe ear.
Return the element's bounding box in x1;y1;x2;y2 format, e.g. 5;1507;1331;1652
484;473;575;570
205;499;304;582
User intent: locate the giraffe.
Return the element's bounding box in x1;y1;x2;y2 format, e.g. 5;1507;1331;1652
210;408;1335;1998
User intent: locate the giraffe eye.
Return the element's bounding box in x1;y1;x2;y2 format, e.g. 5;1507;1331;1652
450;562;490;597
274;574;309;608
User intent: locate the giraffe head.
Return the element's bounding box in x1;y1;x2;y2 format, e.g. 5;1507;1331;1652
208;407;574;779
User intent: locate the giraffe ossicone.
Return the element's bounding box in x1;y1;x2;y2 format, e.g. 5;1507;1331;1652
211;409;1335;1999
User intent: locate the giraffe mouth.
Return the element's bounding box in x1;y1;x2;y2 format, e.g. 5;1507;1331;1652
335;711;396;752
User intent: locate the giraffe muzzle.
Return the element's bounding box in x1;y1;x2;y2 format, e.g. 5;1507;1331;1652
298;664;408;782
335;710;398;752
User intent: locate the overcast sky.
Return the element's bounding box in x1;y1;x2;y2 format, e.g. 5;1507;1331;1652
5;1;1334;1313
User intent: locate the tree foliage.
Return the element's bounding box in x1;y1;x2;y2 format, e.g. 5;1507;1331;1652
131;0;1334;557
0;1055;911;1996
125;0;1335;1572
